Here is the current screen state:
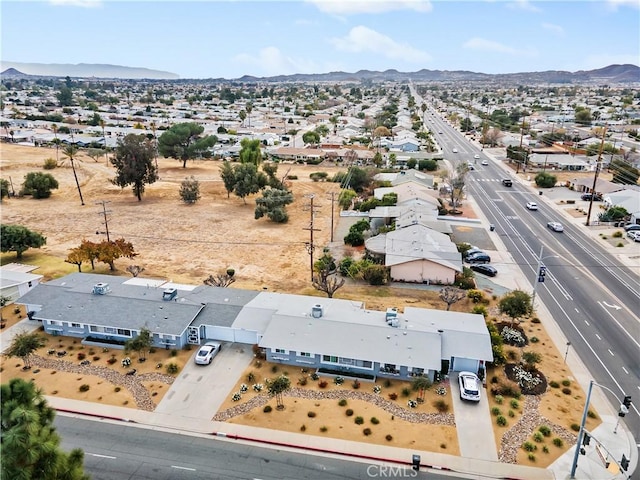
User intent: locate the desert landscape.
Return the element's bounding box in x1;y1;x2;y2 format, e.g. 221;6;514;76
1;143;601;467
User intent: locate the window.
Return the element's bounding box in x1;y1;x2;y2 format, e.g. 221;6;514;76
117;329;131;336
104;327;117;334
70;323;82;328
361;361;372;369
275;348;286;354
299;352;311;357
90;325;100;332
322;355;338;363
50;320;62;326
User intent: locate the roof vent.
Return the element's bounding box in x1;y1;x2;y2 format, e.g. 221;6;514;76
92;283;110;295
162;288;177;301
385;307;398;322
311;304;323;318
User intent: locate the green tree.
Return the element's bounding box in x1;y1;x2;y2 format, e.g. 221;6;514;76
534;172;557;188
233;163;267;204
407;158;417;170
157;122;217;168
65;247;85;272
238;138;263;165
0;225;46;259
21;172;59;199
220;161;236;198
111;134;158;201
1;378;90;480
574;107;593;126
5;331;46;369
302;130;320;145
125;327;153;361
57;85;73;106
412;376;432;402
338;189;356;209
254;188;294;223
598;205;628;222
362;264;388;285
1;178;10;200
267;374;291;410
498;290;533;325
312;252;344;298
238;110;247;126
179;175;201;204
345;167;371;192
96;238;137;271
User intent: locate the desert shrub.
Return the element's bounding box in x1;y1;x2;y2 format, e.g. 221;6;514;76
562;387;572;395
490;379;521;398
561;379;571;386
320;426;328;432
388;392;398;400
506;349;520;362
165;363;179;374
383;379;392;388
307;411;316;418
79;384;90;392
338;399;347;407
553;438;563;447
539;425;552;437
271;365;279;373
318;380;328;388
363;428;372;436
494;395;504;404
570;423;580;432
530;317;541;324
522;441;537;452
385;434;393;441
440;443;447;449
170;349;178;357
92;356;100;361
345;409;354;417
497;415;507;426
530;337;539;343
352;380;361;389
528;453;536;462
433;399;449;412
114;386;121;392
491;407;501;416
334;376;344;385
297;377;308;386
300;424;306;432
149;347;156;354
467;289;487;304
508;410;515;417
401;387;411;397
510;399;520;409
263;405;272;413
587;410;598;419
354;416;364;425
370;417;380;425
533;432;544;442
247;372;255;382
43;158;58;170
471;305;488;317
549;380;560;388
616;242;624;247
542;446;549;454
77;352;86;360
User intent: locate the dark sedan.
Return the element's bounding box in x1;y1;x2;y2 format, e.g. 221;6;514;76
470;264;498;277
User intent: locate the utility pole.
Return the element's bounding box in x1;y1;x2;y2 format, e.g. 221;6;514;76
303;194;321;282
327;191;337;243
585;127;607;227
69;129;85;206
95;200;112;242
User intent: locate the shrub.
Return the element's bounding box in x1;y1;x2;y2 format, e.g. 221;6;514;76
508;410;515;418
542;446;549;454
263;405;272;413
334;376;344;385
338;399;348;407
531;317;541;324
352;380;361;389
587;410;598;419
310;372;319;381
561;379;571;387
553;438;563;447
385;434;393;441
232;392;241;402
354;416;364;425
570;423;580;432
307;411;316;418
247;372;255;382
497;415;507;426
79;384;90;392
530;336;539;343
471;305;488;317
401;387;411;397
318;380;328;389
370;417;380;425
522;441;537;452
433;399;449;412
562;387;572;395
345;409;354;417
539;425;552;437
114;386;121;392
300;424;306;432
77;352;86;360
43;158;58;170
467;289;486;303
494;395;504;404
491;407;501;416
170;349;178;357
549;380;560;388
165;363;179;374
363;428;372;436
320;426;328;432
297;377;308;386
528;453;536;462
383;379;392;388
92;356;100;362
271;365;279;373
253;383;264;392
373;385;381;394
510;399;520;409
388;392;398;400
533;432;544;442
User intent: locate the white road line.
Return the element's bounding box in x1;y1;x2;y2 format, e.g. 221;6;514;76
622;367;629;374
89;453;116;459
608;349;615;356
585;320;590;326
575;308;579;313
171;466;196;471
597;301;640;350
595;333;601;340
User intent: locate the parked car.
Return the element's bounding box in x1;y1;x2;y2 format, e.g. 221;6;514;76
463;247;484;258
526;202;538;210
581;193;602;201
627;231;640;242
501;179;513;187
466;252;491;264
458;371;481;402
194;342;221;365
470;264;497;277
624;224;640;232
547;221;564;232
481;160;489;166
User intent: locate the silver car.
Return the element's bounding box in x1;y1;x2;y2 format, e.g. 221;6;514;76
458;371;481;402
547;221;564;232
194;342;221;365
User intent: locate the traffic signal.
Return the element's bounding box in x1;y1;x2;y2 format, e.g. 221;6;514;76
539;265;547;277
622;395;631;409
621;454;629;472
582;433;591;446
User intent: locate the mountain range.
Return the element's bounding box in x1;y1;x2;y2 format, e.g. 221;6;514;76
1;62;638;83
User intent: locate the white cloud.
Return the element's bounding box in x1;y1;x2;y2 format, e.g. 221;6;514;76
330;26;431;63
541;22;564;35
233;47;318;76
308;0;432;15
507;0;541;13
463;37;537;59
49;0;101;7
606;0;640;10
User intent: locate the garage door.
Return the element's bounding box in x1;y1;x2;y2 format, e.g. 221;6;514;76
452;357;478;373
234;329;258;344
204;325;235;342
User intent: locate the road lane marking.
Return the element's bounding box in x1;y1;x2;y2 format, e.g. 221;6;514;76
89;453;116;459
585;320;590;326
622;367;628;374
171;466;196;471
597;302;640;350
608;349;614;356
595;334;601;340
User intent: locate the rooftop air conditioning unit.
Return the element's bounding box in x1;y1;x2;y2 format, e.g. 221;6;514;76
92;283;110;295
163;288;177;301
311;304;323;318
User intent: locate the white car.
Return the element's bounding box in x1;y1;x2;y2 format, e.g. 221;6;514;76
452;148;458;153
194;342;221;365
474;154;480;159
627;231;640;242
547;221;564;232
526;202;538;210
458;371;481;402
481;160;488;166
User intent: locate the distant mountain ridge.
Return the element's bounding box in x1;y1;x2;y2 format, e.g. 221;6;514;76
1;62;638;83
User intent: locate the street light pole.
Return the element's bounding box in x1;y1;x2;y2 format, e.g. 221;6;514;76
564;341;571;364
531;245;544;308
570;380;594;478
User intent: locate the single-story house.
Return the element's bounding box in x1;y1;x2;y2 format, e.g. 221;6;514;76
16;273;492;381
603;188;640;223
0;264;43;304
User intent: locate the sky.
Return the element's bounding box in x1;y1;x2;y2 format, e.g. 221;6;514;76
1;0;639;79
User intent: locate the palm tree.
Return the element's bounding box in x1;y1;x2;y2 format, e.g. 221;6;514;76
52;124;60;164
412;376;432;403
245;102;253;128
267;374;291;410
62;144;85;205
5;331;46;369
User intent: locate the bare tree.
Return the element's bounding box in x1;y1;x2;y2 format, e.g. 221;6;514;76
203;269;235;288
126;265;145;277
312;271;345;298
439;286;466;311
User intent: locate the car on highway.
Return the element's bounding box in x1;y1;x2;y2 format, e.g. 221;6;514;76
465;252;491;264
547;221;564;232
627;231;640;242
458;371;481;402
624;224;640;232
467;162;475;170
501;179;512;187
473;154;480;159
470;264;497;277
526;202;538;210
452;148;458;153
194;342;221;365
481;160;489;166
